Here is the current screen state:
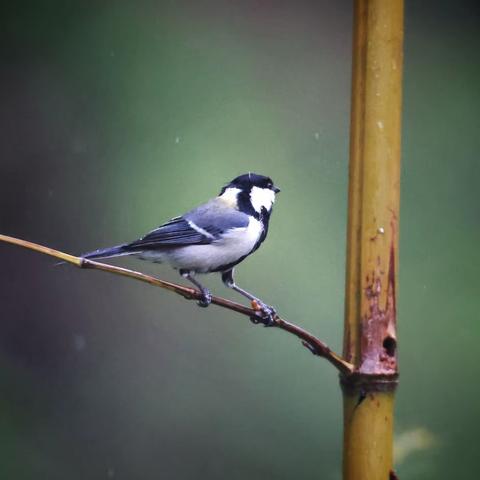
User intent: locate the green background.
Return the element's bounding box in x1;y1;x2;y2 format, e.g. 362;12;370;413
1;1;478;478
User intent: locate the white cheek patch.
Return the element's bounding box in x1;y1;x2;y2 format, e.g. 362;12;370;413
250;186;275;213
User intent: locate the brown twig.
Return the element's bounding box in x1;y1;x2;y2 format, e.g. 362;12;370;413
0;233;353;375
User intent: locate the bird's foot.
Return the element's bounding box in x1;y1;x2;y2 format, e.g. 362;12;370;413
250;300;277;327
197;289;212;308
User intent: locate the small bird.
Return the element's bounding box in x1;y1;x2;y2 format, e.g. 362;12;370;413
82;173;280;321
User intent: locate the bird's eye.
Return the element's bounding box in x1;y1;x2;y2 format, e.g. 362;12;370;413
266;182;273;188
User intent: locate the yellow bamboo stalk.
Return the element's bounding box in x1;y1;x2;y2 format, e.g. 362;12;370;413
342;1;404;479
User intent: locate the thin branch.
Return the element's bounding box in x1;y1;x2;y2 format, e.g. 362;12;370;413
0;233;353;375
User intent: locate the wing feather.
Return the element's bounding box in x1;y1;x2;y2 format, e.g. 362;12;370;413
125;217;210;249
124;199;251;251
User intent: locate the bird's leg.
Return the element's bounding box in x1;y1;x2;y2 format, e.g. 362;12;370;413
180;270;212;307
221;269;276;326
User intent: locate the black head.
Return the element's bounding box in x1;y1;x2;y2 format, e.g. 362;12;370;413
219;172;280;219
221;173;280;195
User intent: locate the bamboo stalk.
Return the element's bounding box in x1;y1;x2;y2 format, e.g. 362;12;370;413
342;1;404;479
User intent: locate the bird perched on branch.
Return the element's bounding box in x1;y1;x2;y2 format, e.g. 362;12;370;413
82;173;281;323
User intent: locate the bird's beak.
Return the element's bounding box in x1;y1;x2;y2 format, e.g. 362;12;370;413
273;186;281;194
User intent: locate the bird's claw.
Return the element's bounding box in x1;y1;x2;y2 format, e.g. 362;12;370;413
250;300;277;327
196;290;212;308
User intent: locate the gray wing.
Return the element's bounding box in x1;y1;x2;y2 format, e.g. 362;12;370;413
124;199;250;250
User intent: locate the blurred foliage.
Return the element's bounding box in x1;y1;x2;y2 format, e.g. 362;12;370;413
0;1;479;479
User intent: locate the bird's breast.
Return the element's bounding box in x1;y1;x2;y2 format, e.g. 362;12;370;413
166;217;264;273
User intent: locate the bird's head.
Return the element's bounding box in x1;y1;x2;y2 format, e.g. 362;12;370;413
219;173;280;217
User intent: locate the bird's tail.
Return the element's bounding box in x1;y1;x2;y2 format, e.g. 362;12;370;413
81;243;133;260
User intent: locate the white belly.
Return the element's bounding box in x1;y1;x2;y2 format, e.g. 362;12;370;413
138;218;263;273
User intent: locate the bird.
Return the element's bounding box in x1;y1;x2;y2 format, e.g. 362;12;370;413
81;173;281;322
